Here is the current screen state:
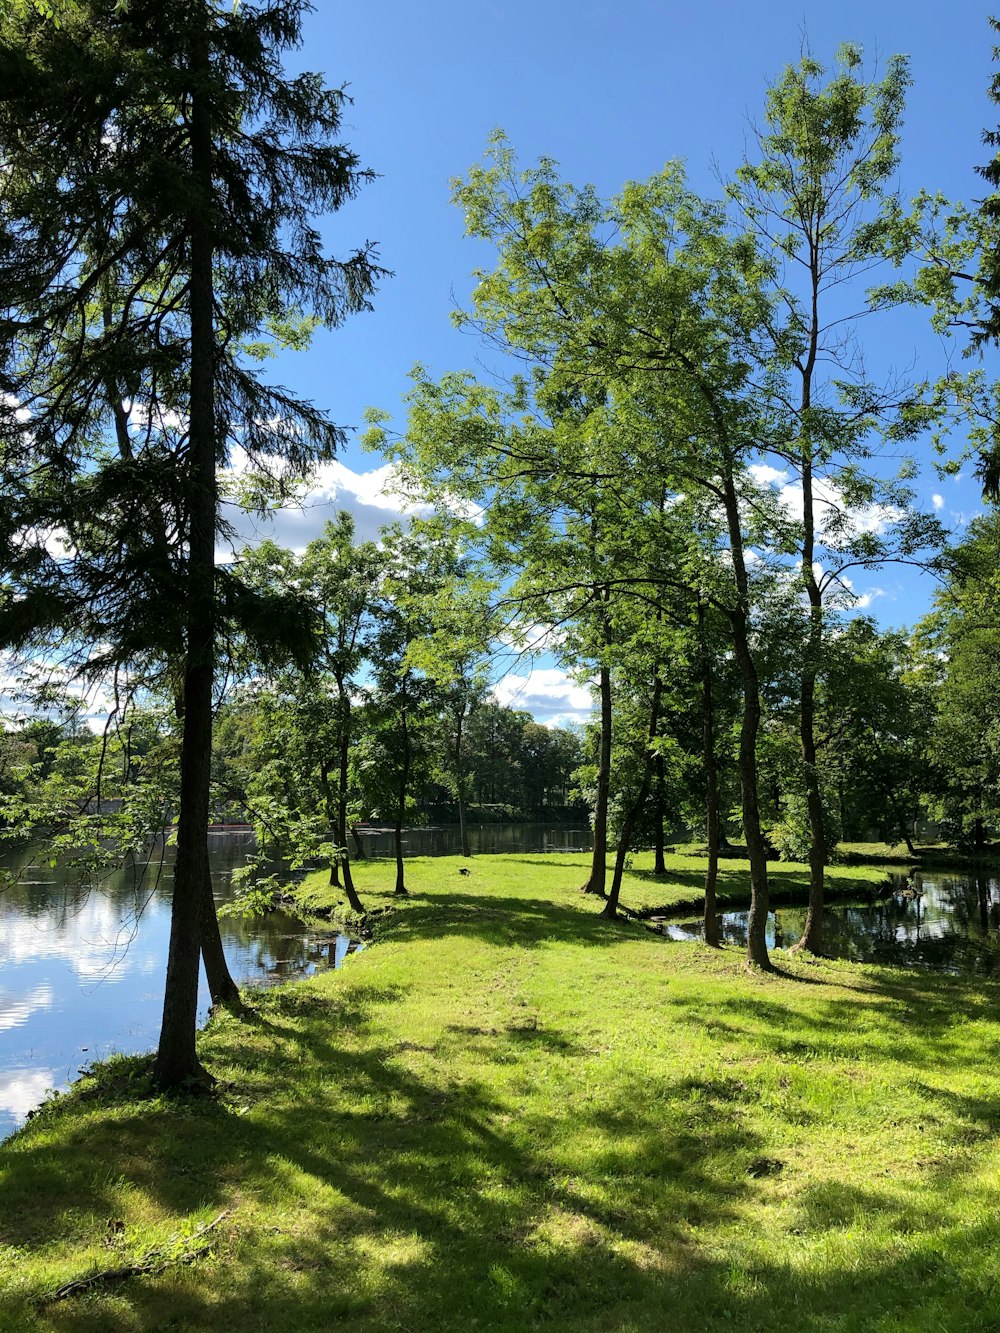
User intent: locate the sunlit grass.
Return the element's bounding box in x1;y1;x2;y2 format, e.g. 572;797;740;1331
4;850;998;1332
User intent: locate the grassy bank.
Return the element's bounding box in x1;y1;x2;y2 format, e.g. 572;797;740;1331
294;847;892;924
4;852;1000;1331
837;839;1000;869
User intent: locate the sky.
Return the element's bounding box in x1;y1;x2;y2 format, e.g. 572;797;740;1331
19;1;999;732
235;0;997;723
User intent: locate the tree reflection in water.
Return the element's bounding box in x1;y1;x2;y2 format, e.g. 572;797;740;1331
682;870;1000;975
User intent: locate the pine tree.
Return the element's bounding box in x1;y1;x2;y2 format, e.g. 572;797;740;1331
0;0;382;1086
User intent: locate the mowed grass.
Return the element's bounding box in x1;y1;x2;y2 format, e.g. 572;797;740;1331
4;851;1000;1331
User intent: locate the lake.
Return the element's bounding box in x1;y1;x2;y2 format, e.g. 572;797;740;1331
0;831;362;1142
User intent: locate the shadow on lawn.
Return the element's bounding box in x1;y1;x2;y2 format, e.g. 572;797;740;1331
369;889;659;951
4;947;1000;1329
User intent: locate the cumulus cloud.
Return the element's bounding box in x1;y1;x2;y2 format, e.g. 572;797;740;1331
221;458;430;555
750;466;903;547
492;668;593;726
932;493;945;511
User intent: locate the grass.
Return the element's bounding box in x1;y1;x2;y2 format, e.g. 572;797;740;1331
5;849;1000;1331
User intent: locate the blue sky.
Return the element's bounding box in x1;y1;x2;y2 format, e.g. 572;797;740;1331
237;0;997;721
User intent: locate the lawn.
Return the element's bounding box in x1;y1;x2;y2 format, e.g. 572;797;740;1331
3;850;998;1332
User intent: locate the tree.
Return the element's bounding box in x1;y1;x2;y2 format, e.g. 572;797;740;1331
730;44;939;954
373;141;789;965
236;516;383;912
917;514;1000;848
0;0;380;1086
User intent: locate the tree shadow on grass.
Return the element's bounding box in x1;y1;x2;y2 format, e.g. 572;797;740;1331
369;889;658;952
5;962;1000;1330
0;981;774;1329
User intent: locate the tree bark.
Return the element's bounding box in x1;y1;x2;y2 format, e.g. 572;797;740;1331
336;687;364;912
394;681;410;895
581;660;611;897
791;470;826;956
155;46;217;1087
201;877;240;1007
699;601;721;948
455;700;471;858
604;674;662;919
791;238;826;958
652;754;666;875
720;462;771;970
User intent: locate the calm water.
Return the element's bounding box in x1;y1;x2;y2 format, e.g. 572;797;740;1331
664;868;1000;974
0;832;361;1141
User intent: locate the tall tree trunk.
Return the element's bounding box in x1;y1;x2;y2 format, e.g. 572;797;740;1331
320;762;341;888
653;754;666;875
201;878;240;1007
336;686;364;912
791;253;826;957
604;675;662;919
394;684;410;895
350;825;366;859
106;328;238;1008
581;660;611;897
720;463;771;970
699;601;721;948
155;51;217;1087
455;700;471;858
791;518;826;954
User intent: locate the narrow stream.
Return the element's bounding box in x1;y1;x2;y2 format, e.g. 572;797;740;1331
663;868;1000;974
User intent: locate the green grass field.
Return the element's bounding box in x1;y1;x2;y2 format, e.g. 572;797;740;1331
3;850;1000;1331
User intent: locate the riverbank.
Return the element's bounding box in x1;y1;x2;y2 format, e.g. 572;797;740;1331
838;840;1000;869
4;852;999;1331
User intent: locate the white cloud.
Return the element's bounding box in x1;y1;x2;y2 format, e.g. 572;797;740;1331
749;464;790;487
932;493;945;511
492;668;594;725
752;468;903;548
220;459;433;554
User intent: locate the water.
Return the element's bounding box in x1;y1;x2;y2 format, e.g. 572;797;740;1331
0;832;361;1140
354;821;593;857
663;868;1000;974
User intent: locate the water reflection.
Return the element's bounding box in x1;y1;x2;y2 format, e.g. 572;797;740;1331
667;869;1000;975
0;833;361;1140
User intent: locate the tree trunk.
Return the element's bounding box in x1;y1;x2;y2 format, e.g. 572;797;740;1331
699;601;721;948
201;877;240;1007
337;689;364;912
604;674;662;919
791;252;826;958
318;761;342;888
394;685;410;895
719;463;771;970
888;791;916;856
581;661;611;897
350;825;366;859
455;701;471;858
653;754;666;875
791;649;826;955
155;48;217;1087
